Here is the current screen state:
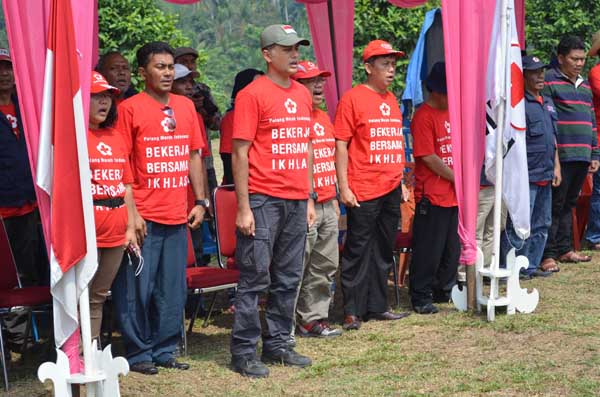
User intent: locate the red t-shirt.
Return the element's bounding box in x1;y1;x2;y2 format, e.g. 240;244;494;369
117;92;204;225
0;202;36;219
88;127;133;247
233;76;313;200
0;103;19;138
311;108;337;203
589;64;600;140
411;103;457;207
219;110;234;154
334;84;405;201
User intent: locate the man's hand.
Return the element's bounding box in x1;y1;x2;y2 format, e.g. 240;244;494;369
339;187;359;208
134;213;147;246
307;199;316;227
188;205;206;230
124;225;139;251
552;164;562;187
236;207;255;236
589;160;600;173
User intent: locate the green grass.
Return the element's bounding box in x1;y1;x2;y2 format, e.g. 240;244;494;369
7;255;600;396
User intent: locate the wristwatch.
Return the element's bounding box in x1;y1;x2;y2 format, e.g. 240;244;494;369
195;198;210;208
309;192;318;201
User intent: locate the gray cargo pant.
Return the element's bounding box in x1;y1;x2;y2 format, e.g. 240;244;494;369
296;200;339;325
230;194;307;359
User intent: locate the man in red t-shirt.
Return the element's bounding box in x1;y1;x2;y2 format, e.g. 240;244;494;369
334;40;410;331
409;62;459;314
112;42;208;375
291;61;341;339
230;24;315;378
95;51;137;104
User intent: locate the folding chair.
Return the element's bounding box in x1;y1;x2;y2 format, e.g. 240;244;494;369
0;219;52;391
184;185;239;345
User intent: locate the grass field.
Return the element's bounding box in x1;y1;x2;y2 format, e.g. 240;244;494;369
5;143;600;396
5;250;600;397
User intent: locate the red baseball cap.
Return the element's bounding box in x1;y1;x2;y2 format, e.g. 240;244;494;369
91;71;120;95
0;48;11;63
292;60;331;80
362;40;405;62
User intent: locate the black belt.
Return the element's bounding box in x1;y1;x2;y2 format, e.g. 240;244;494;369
93;197;125;208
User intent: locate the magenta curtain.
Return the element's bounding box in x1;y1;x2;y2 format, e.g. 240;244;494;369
441;0;495;264
515;0;525;49
2;0;96;249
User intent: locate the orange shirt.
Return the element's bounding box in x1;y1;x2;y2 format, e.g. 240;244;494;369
233;76;313;200
117;92;204;225
88;127;133;247
311;108;337;202
219;110;234;154
334;84;405;201
411;103;457;207
0;103;20;138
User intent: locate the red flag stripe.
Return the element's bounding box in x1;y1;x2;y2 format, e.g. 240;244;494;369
48;0;87;273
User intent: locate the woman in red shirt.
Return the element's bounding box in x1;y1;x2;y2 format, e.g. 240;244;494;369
87;71;137;342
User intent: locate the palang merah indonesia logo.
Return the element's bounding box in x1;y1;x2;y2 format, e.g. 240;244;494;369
285;98;297;114
97;142;112;156
379;102;391;117
313;122;325;137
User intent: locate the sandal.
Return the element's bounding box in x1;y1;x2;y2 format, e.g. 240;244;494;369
540;258;560;273
558;251;591;263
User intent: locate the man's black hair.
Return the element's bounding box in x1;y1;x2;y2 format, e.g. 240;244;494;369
95;51;126;73
136;42;174;69
557;35;586;57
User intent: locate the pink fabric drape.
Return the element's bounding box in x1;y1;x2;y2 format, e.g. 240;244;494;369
441;0;495;264
300;0;354;115
3;0;96;253
388;0;428;7
515;0;525;49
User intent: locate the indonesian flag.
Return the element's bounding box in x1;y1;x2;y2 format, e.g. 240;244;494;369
484;0;530;240
36;0;98;347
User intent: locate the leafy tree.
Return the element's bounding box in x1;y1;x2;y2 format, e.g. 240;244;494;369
98;0;191;88
353;0;441;95
525;0;600;74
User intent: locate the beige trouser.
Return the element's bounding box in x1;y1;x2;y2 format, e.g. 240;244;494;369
476;186;507;266
295;200;339;325
90;246;124;340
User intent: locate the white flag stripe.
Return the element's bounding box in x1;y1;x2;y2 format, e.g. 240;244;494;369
485;0;530;240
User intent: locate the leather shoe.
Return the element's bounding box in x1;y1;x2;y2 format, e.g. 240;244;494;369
261;348;311;368
130;361;158;375
366;311;410;321
342;315;361;330
155;358;190;370
231;356;269;378
413;303;439;314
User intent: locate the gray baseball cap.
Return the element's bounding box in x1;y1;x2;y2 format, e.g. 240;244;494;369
260;24;310;49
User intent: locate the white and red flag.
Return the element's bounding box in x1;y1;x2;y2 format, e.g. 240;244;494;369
485;0;530;240
36;0;97;347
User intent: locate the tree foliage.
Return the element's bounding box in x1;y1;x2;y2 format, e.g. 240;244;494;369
98;0;190;74
525;0;600;74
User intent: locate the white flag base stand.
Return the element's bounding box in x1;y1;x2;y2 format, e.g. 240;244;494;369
38;340;129;396
452;247;539;320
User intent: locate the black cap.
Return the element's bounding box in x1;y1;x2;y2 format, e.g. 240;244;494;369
522;55;548;71
425;62;447;94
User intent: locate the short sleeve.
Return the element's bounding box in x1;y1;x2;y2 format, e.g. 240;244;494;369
188;101;204;153
334;94;355;142
233;90;260;142
115;102;134;155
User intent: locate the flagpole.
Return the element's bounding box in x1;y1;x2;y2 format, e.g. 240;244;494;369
490;0;510;312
